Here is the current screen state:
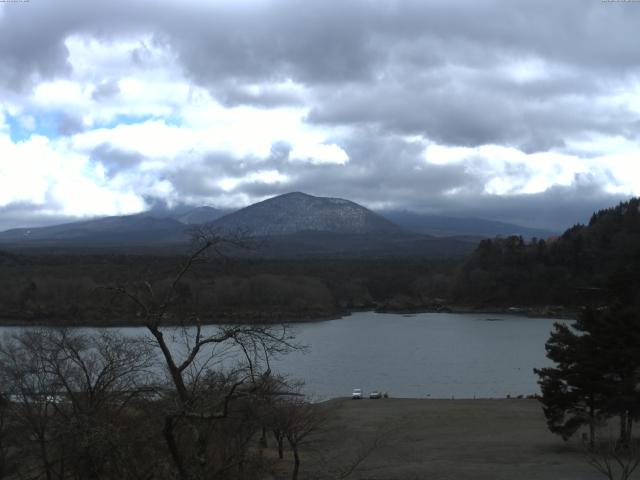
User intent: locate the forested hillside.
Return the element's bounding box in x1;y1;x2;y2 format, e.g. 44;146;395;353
453;198;640;308
2;198;638;325
0;253;458;325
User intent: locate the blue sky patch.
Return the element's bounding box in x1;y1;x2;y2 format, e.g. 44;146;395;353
5;114;37;142
93;113;157;129
6;111;75;142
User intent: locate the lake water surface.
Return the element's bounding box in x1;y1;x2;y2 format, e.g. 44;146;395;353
274;311;567;399
0;311;568;399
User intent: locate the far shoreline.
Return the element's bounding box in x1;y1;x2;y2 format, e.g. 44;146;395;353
0;304;577;328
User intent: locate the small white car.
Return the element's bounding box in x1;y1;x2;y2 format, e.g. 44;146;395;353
369;391;382;399
352;388;362;399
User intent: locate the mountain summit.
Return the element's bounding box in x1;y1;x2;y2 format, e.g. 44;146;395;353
210;192;401;236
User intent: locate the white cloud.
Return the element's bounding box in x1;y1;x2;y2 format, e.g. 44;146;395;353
218;169;288;192
0;37;349;223
0;135;52;206
289;142;349;165
73;120;196;158
18;114;35;130
0;132;147;218
0;109;8;135
32;80;89;110
424;143;474;165
421;141;637;197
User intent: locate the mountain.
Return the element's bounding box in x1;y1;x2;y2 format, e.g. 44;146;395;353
381;210;557;239
0;192;503;258
0;192;478;258
0;215;187;246
171;206;230;225
0;205;230;248
210;192;401;236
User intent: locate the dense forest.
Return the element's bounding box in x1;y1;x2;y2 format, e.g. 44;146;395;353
453;198;640;309
0;253;458;325
0;198;638;325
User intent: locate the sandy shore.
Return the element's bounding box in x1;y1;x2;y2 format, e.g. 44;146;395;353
274;398;602;480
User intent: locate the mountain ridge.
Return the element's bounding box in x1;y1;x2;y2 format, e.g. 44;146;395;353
382;210;557;239
0;192;559;257
209;192;401;236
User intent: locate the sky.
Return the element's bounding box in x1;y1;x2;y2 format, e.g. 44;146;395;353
1;0;639;232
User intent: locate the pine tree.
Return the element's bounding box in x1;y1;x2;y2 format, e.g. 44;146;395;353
535;306;640;446
535;310;606;446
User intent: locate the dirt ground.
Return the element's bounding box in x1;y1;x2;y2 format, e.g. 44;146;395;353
270;398;606;480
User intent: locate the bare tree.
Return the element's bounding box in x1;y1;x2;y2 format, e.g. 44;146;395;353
262;377;304;460
0;228;301;480
0;393;18;480
108;227;298;480
266;394;326;480
0;330;65;480
332;435;385;480
585;438;640;480
0;329;156;480
311;417;394;480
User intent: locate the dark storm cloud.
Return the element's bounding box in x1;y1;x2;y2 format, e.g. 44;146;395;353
305;73;639;151
56;122;629;234
1;0;633;152
90;144;144;177
0;202;77;231
162;132;482;214
0;11;71;92
430;177;630;232
164;151;267;199
4;0;640;88
212;83;304;108
148;132;625;232
56;112;84;135
165;145;298;200
91;79;121;101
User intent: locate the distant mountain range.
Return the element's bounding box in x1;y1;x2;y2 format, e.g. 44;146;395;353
0;192;558;257
381;210;555;239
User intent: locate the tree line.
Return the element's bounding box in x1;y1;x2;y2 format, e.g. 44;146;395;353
454;198;640;308
0;253;458;325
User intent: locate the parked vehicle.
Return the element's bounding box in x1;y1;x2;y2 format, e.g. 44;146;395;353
369;391;382;399
352;388;362;399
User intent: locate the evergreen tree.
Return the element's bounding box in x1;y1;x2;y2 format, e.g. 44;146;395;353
535;306;640;446
587;305;640;446
535;309;606;446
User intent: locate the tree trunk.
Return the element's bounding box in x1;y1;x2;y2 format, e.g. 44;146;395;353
147;326;189;404
259;426;268;448
589;396;595;449
163;416;191;480
38;436;52;480
291;444;300;480
273;431;284;459
620;410;630;447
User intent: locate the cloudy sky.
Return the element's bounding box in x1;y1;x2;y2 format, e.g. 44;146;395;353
1;0;639;231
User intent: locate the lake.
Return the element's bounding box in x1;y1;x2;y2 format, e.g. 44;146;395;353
0;311;568;399
274;311;566;399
